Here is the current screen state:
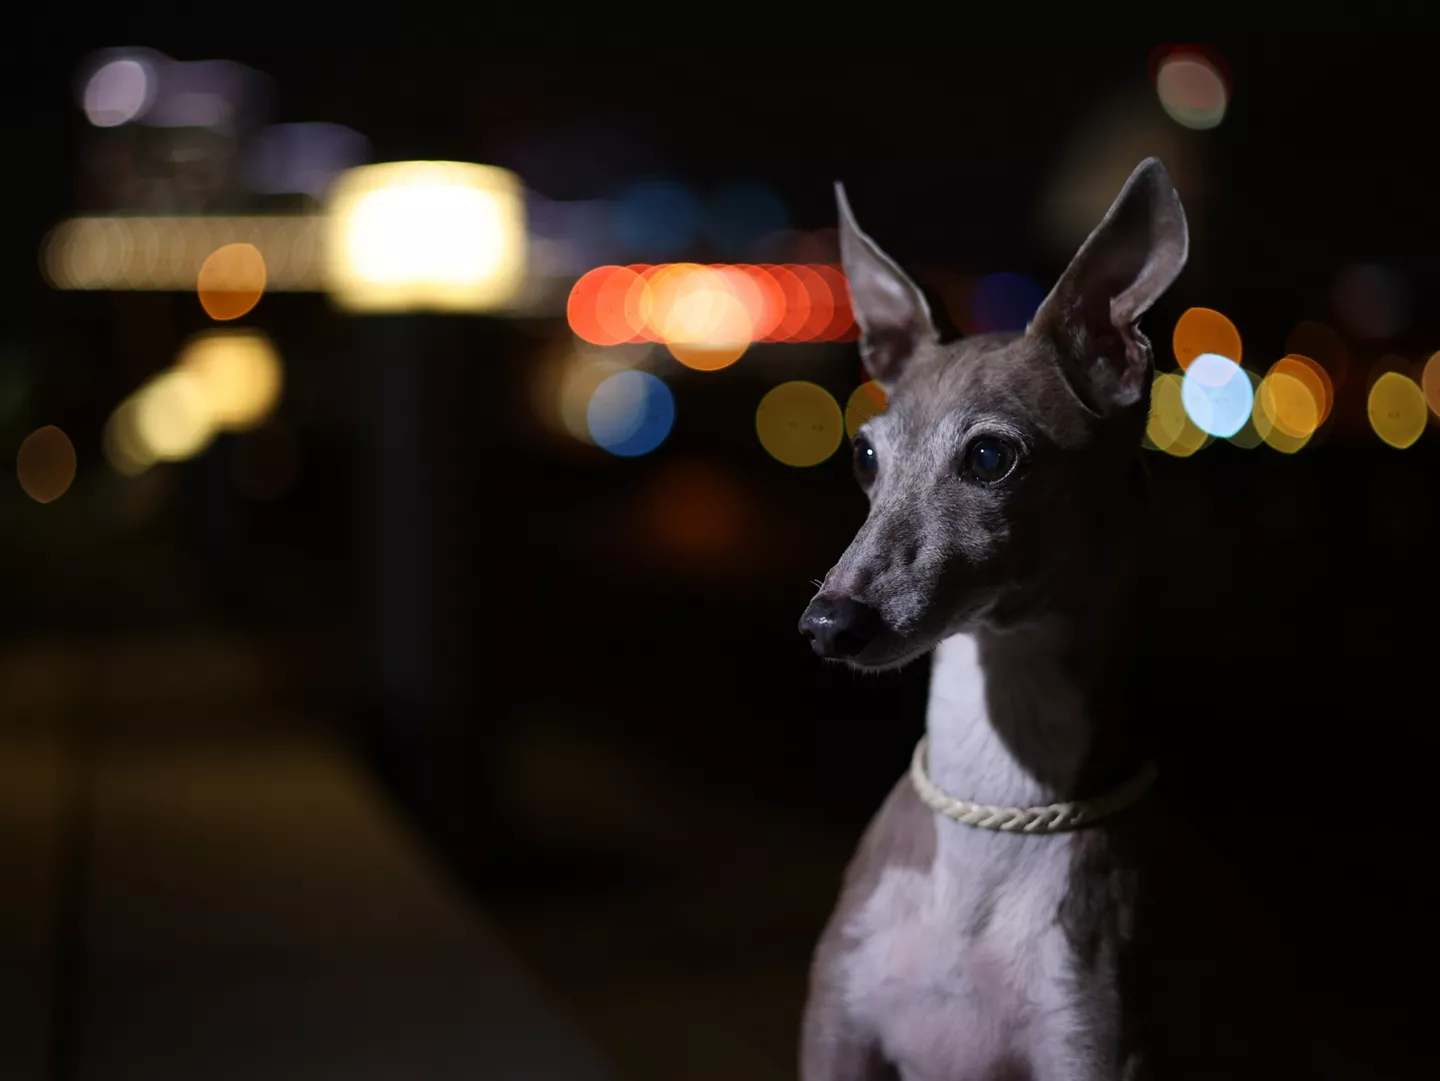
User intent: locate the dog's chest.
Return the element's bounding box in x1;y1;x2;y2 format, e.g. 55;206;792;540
841;831;1084;1080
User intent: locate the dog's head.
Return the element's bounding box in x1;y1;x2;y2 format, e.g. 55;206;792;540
799;158;1188;670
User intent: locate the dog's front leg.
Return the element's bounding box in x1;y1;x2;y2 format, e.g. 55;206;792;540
799;984;894;1081
800;926;895;1081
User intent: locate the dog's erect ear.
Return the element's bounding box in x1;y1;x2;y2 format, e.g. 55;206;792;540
1028;157;1189;415
836;182;938;387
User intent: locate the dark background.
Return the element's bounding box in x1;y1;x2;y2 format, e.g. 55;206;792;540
2;24;1437;1081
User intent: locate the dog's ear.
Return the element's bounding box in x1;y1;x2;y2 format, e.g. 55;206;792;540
836;182;938;387
1028;157;1189;415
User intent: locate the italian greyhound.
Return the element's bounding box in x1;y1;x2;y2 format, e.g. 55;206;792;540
796;160;1359;1080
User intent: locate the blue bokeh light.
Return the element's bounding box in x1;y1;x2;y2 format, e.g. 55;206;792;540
587;370;675;457
610;180;702;261
1181;352;1253;437
970;272;1047;334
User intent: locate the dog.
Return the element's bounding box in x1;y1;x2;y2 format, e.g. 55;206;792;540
794;159;1377;1080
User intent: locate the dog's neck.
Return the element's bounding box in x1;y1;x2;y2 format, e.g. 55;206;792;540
925;503;1148;810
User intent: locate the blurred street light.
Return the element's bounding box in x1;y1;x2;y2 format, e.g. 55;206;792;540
322;161;527;314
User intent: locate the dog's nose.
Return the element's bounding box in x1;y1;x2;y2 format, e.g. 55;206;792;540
798;595;881;659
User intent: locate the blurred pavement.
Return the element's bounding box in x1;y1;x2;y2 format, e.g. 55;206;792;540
0;632;620;1081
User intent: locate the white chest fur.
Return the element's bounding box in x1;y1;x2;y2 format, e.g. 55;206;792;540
840;823;1087;1080
834;630;1116;1080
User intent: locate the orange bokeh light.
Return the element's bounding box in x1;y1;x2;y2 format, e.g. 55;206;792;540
814;265;855;342
197;242;266;321
1272;354;1334;427
16;425;78;503
790;264;835;343
565;263;858;354
768;265;812;342
739;264;787;341
568;266;627;345
1172;307;1242;369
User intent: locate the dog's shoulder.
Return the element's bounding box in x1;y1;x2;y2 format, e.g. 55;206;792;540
841;773;937;906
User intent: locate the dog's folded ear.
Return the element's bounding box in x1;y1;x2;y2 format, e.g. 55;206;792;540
1028;157;1189;416
836;182;939;387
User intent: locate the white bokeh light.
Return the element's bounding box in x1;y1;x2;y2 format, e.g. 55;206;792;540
1181;352;1253;438
82;58;155;127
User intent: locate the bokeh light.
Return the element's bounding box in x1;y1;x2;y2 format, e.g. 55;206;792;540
1423;352;1440;419
132;369;216;462
1173;307;1241;369
844;381;887;439
1145;372;1210;456
103;396;155;476
789;265;835;342
1367;371;1427;449
1181;353;1252;437
43;215;324;292
567;266;639;346
587;370;675;457
1272;354;1333;428
323;161;527;314
16;426;77;503
197;242;267;321
1225;369;1266;449
756;381;843;467
969;272;1046;334
1253;369;1315;453
1331;263;1412;339
1154;47;1229;130
566;264;856;353
650;264;752;370
82;56;155;127
814;264;858;341
175;329;284;432
547;347;640;444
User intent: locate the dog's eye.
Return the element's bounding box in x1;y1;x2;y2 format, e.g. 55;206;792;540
963;436;1018;484
852;435;878;486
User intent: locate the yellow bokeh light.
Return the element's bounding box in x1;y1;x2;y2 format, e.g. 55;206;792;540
1253;371;1315;453
1275;354;1333;427
1145;372;1209;457
1367;371;1427;449
845;381;887;439
1172;307;1242;369
16;425;77;503
103;396;154;476
196;242;266;320
557;351;633;444
1423;351;1440;419
41;215;324;292
756;381;843;467
322;161;527;314
133;369;216;462
1257;368;1320;438
175;329;283;432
